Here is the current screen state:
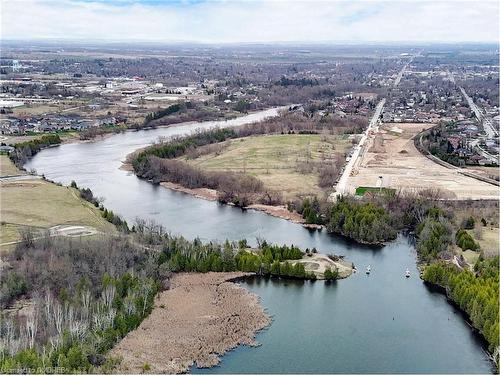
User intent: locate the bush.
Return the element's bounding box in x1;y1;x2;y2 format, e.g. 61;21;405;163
461;216;475;229
455;229;479;251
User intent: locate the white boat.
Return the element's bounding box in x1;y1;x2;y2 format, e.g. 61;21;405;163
405;268;410;278
366;265;371;274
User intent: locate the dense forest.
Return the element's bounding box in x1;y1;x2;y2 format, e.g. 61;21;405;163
0;233;162;372
327;198;397;244
0;222;322;372
295;196;398;244
423;257;499;356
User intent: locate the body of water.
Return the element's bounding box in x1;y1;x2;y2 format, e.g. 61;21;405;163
26;109;493;373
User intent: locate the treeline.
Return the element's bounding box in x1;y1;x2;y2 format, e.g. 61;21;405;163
9;134;61;167
132;127;281;207
133;109;367;170
295;190;496;250
413;202;498;361
79;124;125;141
136;157;272;207
133;128;237;166
140;102;231;129
164;236;315;279
423;257;499;358
277;76;320;87
143;103;183;125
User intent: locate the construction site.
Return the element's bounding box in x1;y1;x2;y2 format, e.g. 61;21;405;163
345;122;500;200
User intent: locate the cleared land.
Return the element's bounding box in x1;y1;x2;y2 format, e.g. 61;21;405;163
290;253;353;279
465;166;500;181
0;156;114;245
181;134;351;200
347;123;500;199
111;272;270;374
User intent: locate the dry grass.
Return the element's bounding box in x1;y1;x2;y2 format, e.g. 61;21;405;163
11;104;61;116
476;227;500;258
182;134;350;200
111;272;270;374
461;250;480;268
0;173;115;245
0;155;24;177
465;166;500;180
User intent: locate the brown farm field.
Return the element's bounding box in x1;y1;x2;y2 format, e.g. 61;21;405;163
180;134;352;200
347;123;500;200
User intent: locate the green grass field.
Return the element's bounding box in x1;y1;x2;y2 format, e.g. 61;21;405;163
182;134;351;199
0;156;115;245
355;186;396;196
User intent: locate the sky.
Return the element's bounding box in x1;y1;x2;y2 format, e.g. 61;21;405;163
1;0;499;43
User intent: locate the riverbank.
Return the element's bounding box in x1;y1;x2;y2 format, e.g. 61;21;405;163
111;272;271;374
158;180;310;225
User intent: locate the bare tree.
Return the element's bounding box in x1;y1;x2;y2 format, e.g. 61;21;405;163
25;308;38;349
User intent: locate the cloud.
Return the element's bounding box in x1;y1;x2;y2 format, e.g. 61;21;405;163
1;0;499;43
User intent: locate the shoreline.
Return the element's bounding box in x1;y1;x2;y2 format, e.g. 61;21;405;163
111;272;271;374
121;156;317;226
157;180;317;226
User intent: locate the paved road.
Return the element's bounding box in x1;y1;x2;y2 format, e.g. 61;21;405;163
459;86;498;139
0;174;42;182
330;56;413;200
331;98;385;199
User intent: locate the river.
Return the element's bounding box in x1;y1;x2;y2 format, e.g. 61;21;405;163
25;109;493;373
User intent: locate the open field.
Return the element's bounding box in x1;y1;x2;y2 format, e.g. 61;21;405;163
0;157;115;245
12;104;63;116
465;166;500;181
346;123;500;200
182;134;351;200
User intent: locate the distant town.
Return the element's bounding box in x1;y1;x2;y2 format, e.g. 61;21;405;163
1;44;498;170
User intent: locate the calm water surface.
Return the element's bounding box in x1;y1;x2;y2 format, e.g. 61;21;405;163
26;109;493;373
